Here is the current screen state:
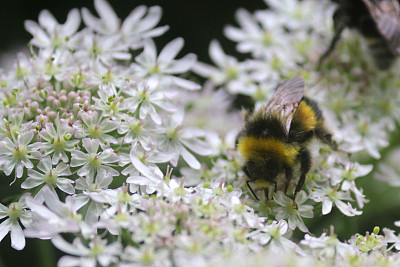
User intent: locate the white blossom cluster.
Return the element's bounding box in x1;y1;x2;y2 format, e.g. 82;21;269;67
194;0;400;225
1;0;400;266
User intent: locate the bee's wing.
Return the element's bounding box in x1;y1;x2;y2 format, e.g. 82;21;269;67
264;76;305;135
363;0;400;55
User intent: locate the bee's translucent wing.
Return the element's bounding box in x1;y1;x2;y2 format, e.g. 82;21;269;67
363;0;400;55
263;76;305;135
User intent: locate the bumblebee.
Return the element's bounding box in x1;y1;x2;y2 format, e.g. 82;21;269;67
236;77;337;202
319;0;400;69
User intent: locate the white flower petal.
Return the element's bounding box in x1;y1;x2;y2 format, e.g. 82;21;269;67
71;151;88;167
82;138;100;155
163;54;197;74
10;221;25;250
179;144;200;169
63;9;81;36
170;76;201;90
38;10;57;34
0;219;12;242
158;38;184;65
94;0;119;33
322;199;333;215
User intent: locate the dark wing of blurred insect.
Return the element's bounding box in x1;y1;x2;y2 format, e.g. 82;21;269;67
363;0;400;55
263;76;305;135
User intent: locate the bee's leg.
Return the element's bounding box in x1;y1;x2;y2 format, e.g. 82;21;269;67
246;180;259;201
314;127;338;150
293;149;311;208
284;167;293;194
317;8;347;68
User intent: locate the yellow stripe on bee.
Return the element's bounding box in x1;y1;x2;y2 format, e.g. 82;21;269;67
238;136;300;165
254;179;273;188
294;101;317;131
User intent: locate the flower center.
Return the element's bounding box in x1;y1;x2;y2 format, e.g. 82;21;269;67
262;32;273;46
52;136;66;151
44;169;58;185
89;243;104;257
91;44;102;58
226;66;238;80
50;36;63;48
326;188;339;200
88;154;102;168
149;63;160;75
138;152;148;165
12;145;27;160
88;125;103;139
101;72;114;83
129;120;143;135
8;202;22;220
269;227;282;240
140;250;154;265
166;127;179;140
107;101;119;113
357;121;369;136
286;201;298;215
138;91;150;102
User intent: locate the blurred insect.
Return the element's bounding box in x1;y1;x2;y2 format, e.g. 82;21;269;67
319;0;400;69
236;77;337;205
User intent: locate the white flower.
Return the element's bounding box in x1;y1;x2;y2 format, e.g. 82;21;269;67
82;0;168;49
52;235;121;267
224;8;285;58
119;5;169;49
80;111;119;146
219;195;262;228
339;114;389;159
301;231;352;261
126;144;173;194
21;156;74;202
0;112;25;140
117;116;154;150
274;191;313;232
0;131;41;178
72;32;131;63
24;8;81;52
310;183;362;216
247;220;301;252
121;246;169;267
71;138;119;178
193;40;247;85
0;195;32;250
265;0;332;31
131;38;200;90
92;85;125;119
157;109;214;169
24;187;83;238
39;116;79;164
81;0;120;35
341;162;372;209
74;170;114;224
122;78;176;124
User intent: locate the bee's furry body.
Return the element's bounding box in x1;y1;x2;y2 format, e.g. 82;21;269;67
237;90;337;200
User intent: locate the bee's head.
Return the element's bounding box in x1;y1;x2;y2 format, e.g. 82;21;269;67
244;158;280;182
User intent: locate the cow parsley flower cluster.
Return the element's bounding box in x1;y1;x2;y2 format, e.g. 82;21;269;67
2;0;400;266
